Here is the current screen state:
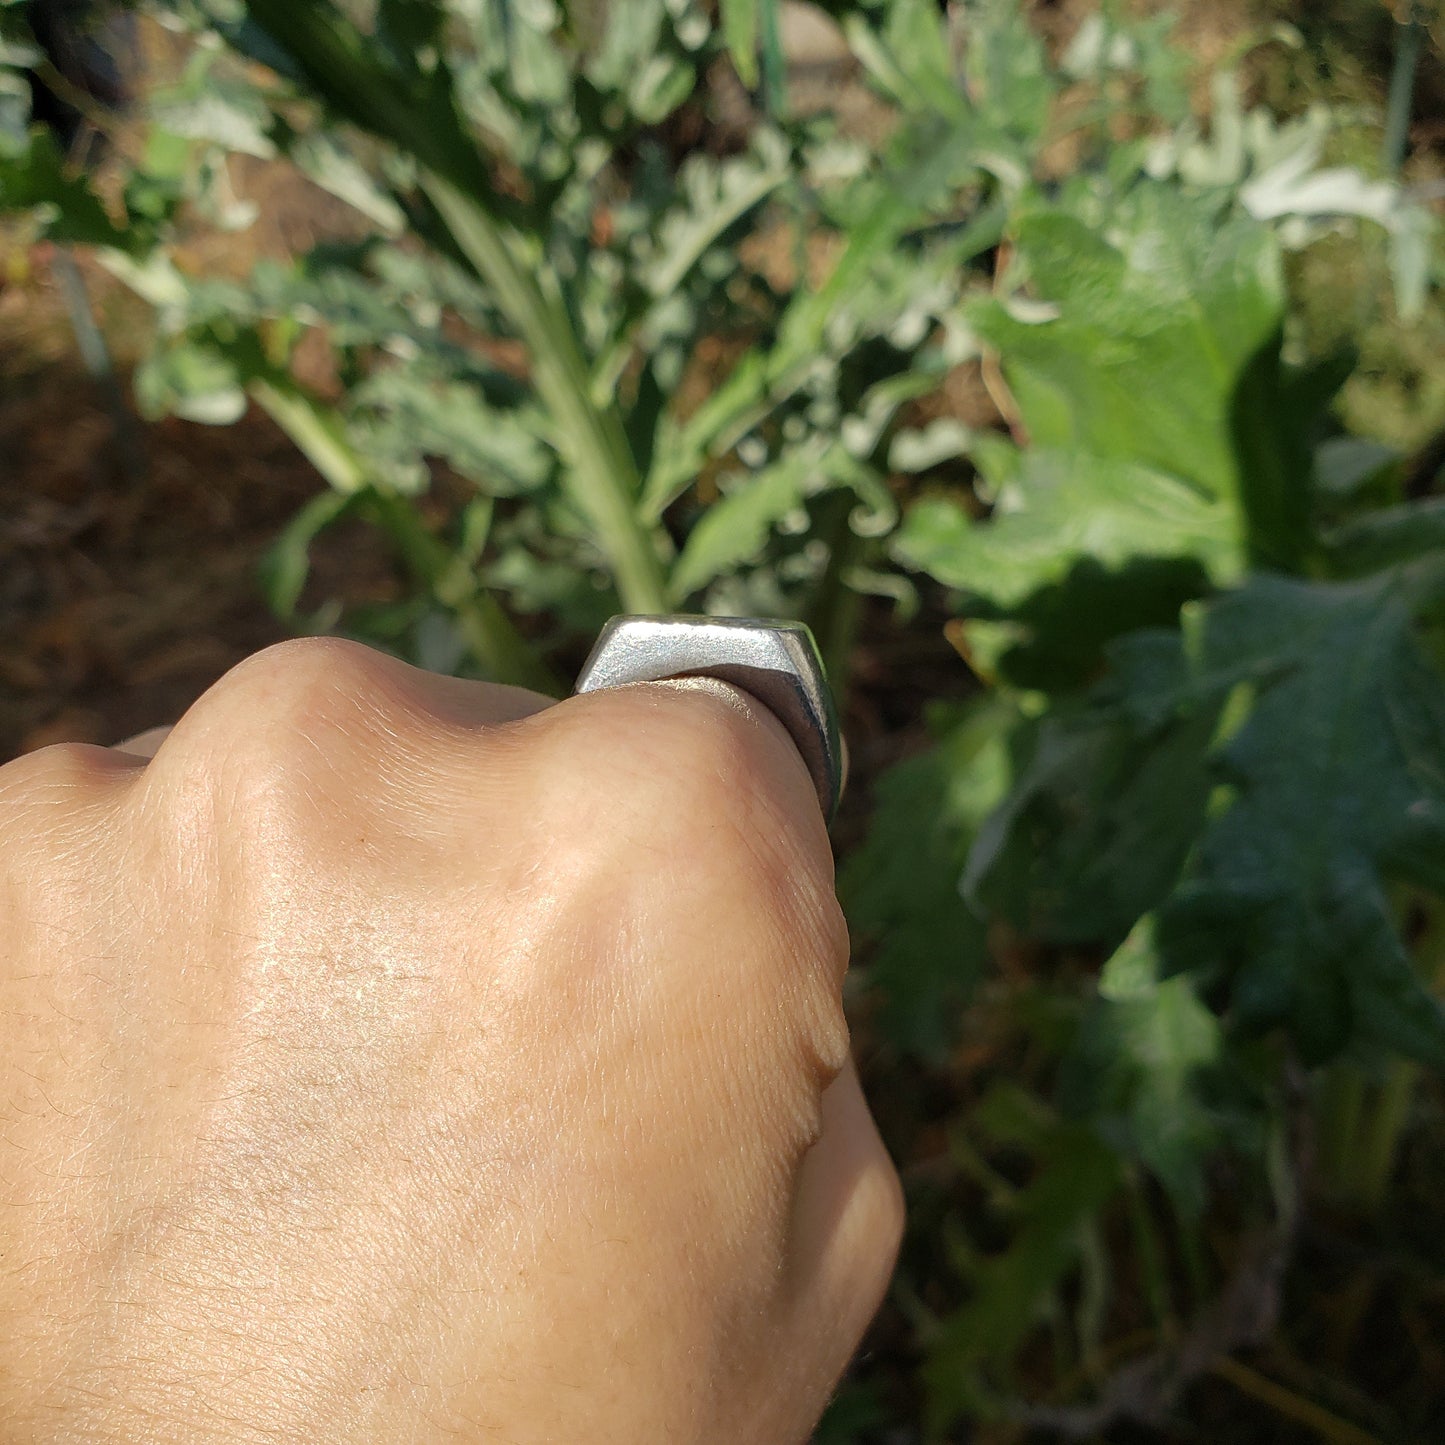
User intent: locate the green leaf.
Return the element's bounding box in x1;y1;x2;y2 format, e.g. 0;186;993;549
260;488;365;618
971;187;1283;500
0;130;134;247
1159;575;1445;1066
670;447;821;600
924;1109;1122;1427
1322;496;1445;579
895;452;1240;609
348;367;553;496
134;341;248;425
841;701;1012;1061
844;0;966;122
971;554;1214;692
720;0;761;88
1059;920;1226;1215
965;631;1225;948
968;184;1328;571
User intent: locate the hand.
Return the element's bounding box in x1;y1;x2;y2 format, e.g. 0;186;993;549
0;639;902;1443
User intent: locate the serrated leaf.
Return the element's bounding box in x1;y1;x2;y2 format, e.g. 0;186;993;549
349;366;552;495
841;701;1012;1060
670;446;822;599
1158;575;1445;1066
964;631;1225;948
1059;920;1225;1215
0;129;133;247
895;452;1239;609
970;186;1284;504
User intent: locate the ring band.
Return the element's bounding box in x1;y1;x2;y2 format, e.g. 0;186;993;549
574;616;845;821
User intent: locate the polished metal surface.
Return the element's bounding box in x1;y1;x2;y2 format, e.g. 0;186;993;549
574;616;845;821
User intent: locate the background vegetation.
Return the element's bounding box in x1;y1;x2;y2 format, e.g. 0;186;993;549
3;0;1444;1439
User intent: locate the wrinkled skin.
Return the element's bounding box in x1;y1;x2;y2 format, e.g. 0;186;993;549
0;639;902;1444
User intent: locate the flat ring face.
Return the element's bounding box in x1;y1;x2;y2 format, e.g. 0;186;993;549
573;616;845;821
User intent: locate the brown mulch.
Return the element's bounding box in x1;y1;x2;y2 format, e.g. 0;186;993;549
0;348;360;759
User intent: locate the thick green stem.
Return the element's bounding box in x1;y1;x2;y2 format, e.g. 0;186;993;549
238;0;669;615
422;175;670;615
251;379;369;494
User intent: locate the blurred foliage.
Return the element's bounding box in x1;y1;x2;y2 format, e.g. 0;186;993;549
3;0;1444;1437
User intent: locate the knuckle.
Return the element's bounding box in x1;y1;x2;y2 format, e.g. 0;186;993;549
161;638;397;791
0;741;128;805
202;637;386;739
132;639;411;855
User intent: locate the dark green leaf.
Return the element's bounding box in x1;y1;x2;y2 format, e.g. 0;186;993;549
1159;575;1445;1066
841;701;1011;1060
1059;921;1226;1215
965;630;1224;948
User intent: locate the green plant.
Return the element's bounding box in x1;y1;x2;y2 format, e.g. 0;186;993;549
3;0;1443;1437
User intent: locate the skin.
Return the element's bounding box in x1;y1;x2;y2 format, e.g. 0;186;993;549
0;638;903;1444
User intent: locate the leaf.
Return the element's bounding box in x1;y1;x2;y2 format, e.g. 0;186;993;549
670;448;820;600
259;487;365;618
149;59;278;159
348;366;553;496
1323;496;1445;579
1158;575;1445;1066
642;133;1005;515
971;554;1214;692
134;341;248;425
844;0;965;122
0;130;133;247
1059;920;1226;1215
924;1110;1122;1426
964;631;1225;948
894;452;1240;609
720;0;761;88
281;128;406;233
840;701;1012;1061
970;186;1285;506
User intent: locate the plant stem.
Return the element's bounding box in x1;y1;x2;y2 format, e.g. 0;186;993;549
805;490;864;698
1124;1172;1173;1332
1209;1357;1384;1445
1355;1057;1418;1216
1313;896;1445;1212
1381;2;1424;176
422;175;671;616
1314;1063;1365;1202
250;379;558;693
367;491;562;695
250;379;369;493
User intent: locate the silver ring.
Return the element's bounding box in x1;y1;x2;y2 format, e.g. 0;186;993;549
574;616;845;821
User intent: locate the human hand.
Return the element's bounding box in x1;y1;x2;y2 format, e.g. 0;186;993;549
0;639;902;1443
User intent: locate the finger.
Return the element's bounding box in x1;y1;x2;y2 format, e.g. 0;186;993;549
786;1057;904;1384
